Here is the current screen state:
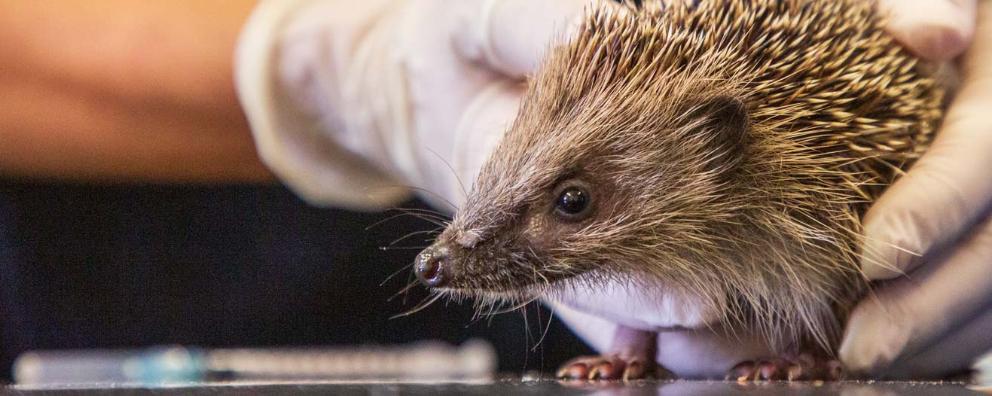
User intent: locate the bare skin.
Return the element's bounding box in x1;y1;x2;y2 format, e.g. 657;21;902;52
0;1;272;183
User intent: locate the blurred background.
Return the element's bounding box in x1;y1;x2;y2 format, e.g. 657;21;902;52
0;1;591;382
0;184;591;381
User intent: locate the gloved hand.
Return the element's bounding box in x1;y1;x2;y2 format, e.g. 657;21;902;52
839;0;992;378
235;0;592;210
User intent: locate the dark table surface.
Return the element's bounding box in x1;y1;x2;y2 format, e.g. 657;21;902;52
3;380;987;396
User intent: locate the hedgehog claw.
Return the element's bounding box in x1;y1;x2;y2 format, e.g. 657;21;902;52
557;355;654;381
728;354;844;382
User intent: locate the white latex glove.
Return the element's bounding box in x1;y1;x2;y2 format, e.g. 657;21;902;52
839;0;992;378
235;0;592;210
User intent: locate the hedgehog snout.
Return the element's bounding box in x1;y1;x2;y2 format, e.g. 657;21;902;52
414;243;452;288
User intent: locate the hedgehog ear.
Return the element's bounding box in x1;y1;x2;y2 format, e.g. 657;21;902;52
690;96;749;172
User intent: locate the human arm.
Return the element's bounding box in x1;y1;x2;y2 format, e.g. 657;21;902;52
0;0;272;183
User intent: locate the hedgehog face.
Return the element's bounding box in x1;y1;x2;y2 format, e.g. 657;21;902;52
414;87;751;306
413;164;622;297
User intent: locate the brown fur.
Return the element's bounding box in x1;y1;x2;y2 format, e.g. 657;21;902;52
425;0;944;354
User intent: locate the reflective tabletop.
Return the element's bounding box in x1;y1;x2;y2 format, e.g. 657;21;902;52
4;379;985;396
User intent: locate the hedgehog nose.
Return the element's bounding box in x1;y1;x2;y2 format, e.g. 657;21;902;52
415;245;450;288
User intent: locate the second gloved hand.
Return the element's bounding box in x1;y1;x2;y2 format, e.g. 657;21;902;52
839;0;990;378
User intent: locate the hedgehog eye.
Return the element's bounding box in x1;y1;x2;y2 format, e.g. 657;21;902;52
553;181;594;221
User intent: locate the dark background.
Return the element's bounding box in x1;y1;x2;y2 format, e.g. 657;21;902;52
0;181;592;380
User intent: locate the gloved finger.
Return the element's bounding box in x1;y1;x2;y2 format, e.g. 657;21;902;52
450;0;606;78
860;0;992;280
878;0;977;61
879;305;992;378
840;213;992;374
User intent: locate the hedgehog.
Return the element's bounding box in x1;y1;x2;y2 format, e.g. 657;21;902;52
412;0;945;380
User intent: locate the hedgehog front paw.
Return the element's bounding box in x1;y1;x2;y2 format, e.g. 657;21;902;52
557;325;663;381
726;353;843;381
556;354;658;381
